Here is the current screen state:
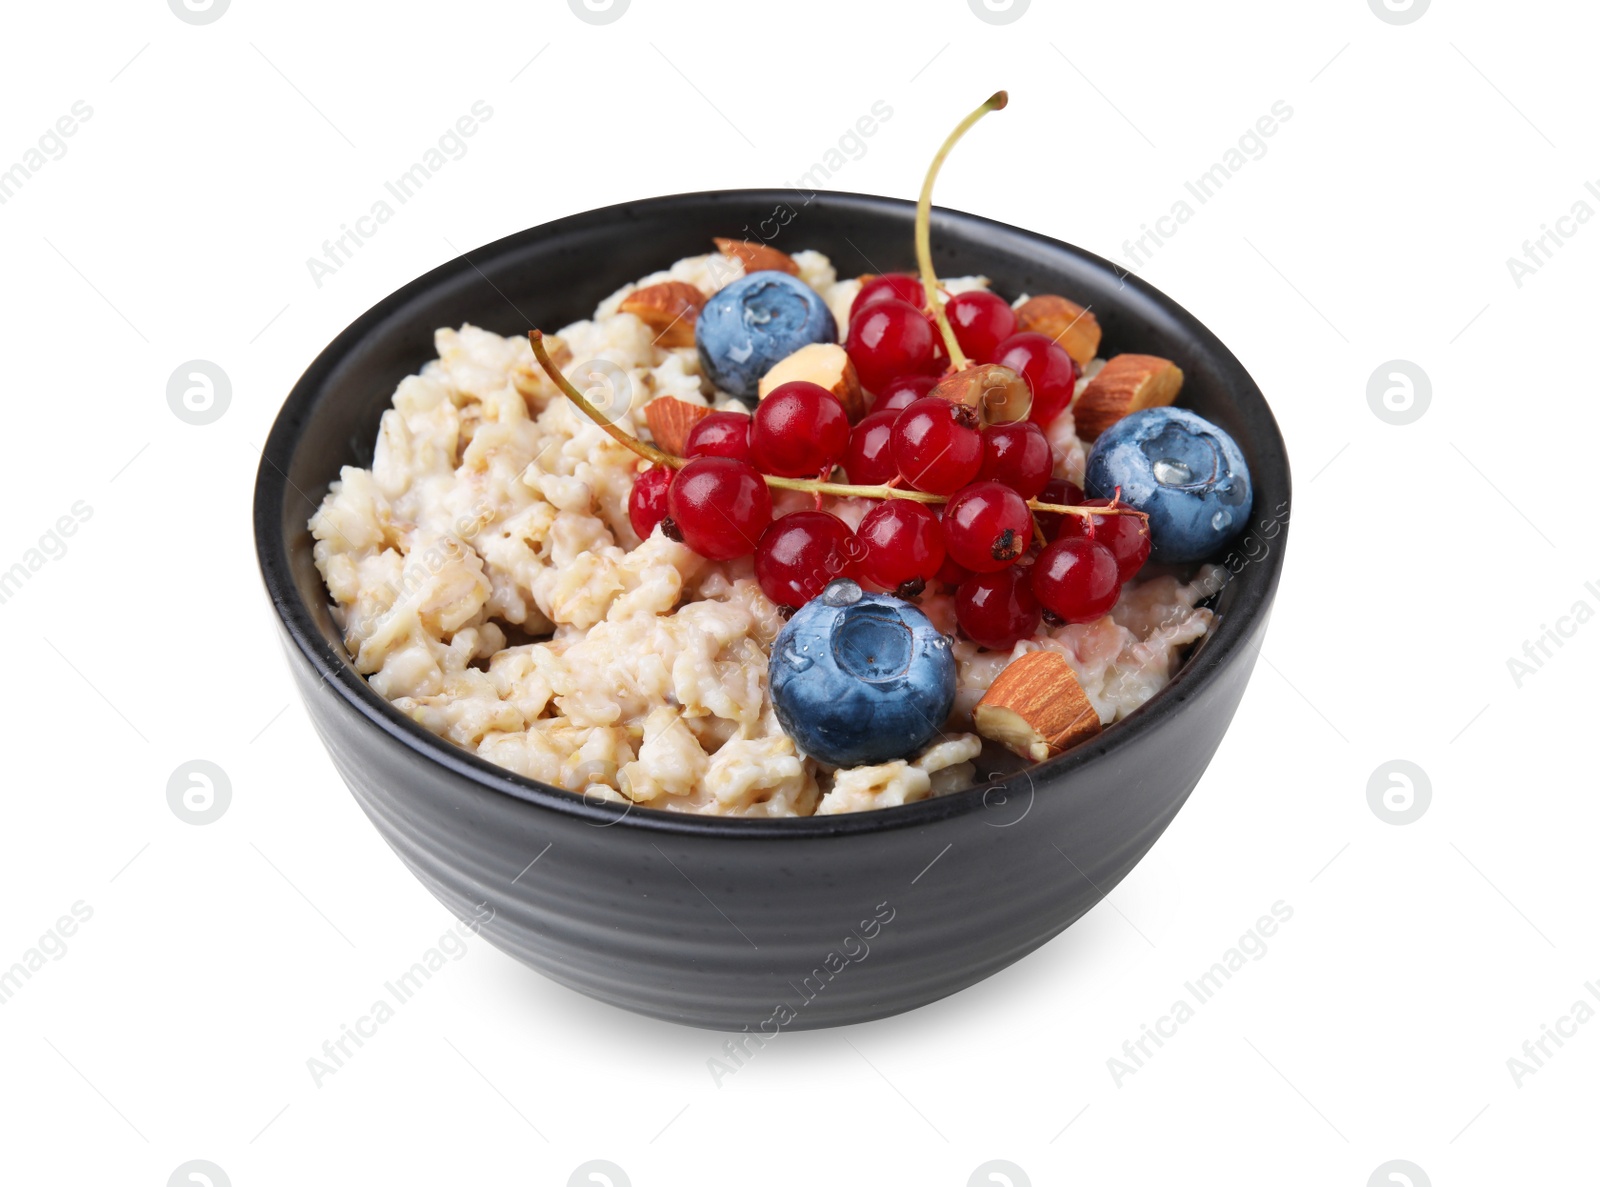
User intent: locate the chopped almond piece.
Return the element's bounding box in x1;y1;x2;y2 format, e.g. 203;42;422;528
1014;294;1102;368
758;343;866;421
619;281;706;348
642;396;712;456
974;650;1101;762
714;237;800;276
1073;354;1183;441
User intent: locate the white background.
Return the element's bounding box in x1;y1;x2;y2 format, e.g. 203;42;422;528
2;0;1595;1183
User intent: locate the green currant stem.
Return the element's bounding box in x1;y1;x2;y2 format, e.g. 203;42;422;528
915;90;1008;374
533;330;1145;523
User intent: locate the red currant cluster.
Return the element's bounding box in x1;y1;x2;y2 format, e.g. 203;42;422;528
550;89;1151;657
619;304;1149;651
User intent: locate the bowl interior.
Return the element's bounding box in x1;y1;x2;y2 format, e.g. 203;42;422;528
255;190;1290;833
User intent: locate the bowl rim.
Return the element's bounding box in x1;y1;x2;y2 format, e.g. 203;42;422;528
253;188;1290;839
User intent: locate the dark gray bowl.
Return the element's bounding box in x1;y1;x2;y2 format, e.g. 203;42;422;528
253;191;1290;1030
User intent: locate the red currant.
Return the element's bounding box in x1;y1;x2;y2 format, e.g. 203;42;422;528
755;511;859;608
856;500;945;591
628;465;673;540
946;290;1017;364
664;457;772;561
1034;477;1085;540
843;410;900;486
1055;498;1152;581
992;331;1078;428
1031;536;1120;623
891;396;983;494
978;421;1052;499
850;273;926;320
847;299;940;394
942;481;1032;573
872;373;938;415
751;381;850;477
685;410;753;464
956;565;1041;650
935;554;972;587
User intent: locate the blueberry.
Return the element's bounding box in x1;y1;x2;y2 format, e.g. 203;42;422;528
695;271;836;398
1085;407;1252;563
769;579;956;768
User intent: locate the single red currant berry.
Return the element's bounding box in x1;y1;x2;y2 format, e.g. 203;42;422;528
751;381;850;477
850;273;927;320
1031;536;1121;623
935;553;973;587
628;465;674;540
992;331;1078;428
685;410;754;464
891;396;983;494
755;511;859;608
942;481;1033;573
856;500;945;590
847;298;941;393
946;290;1017;364
1055;498;1152;581
843;410;900;486
1035;477;1086;540
872;373;939;415
956;565;1041;650
665;456;772;561
978;420;1053;499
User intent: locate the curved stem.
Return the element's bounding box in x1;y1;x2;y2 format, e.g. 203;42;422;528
529;331;681;468
531;328;1145;523
916;91;1008;373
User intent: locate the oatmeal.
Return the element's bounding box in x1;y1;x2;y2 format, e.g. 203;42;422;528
310;248;1218;817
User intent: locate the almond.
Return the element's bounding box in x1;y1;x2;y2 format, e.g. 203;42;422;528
757;342;866;421
715;237;800;276
1073;354;1183;441
618;281;706;349
1014;295;1102;368
930;363;1032;425
974;650;1101;762
642;396;712;456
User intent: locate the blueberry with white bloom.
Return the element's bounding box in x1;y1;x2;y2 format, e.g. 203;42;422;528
696;271;836;398
1085;406;1253;563
769;580;956;768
